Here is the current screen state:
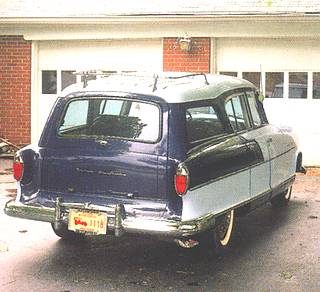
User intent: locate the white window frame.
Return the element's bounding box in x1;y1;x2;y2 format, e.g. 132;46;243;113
218;70;320;100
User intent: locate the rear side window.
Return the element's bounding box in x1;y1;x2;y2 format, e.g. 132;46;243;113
225;93;250;132
60;100;89;130
58;98;160;143
246;91;262;127
186;105;225;143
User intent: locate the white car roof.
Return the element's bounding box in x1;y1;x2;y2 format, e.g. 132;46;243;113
61;72;256;103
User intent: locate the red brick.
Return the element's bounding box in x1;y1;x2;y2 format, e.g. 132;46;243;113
0;35;31;145
163;37;211;73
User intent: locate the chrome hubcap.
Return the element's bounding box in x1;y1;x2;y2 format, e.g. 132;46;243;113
217;210;234;246
285;188;291;200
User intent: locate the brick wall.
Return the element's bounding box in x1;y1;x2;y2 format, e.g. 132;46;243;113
0;36;31;145
163;37;210;73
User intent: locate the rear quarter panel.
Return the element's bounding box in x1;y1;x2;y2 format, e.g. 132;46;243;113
181;135;263;221
268;132;297;189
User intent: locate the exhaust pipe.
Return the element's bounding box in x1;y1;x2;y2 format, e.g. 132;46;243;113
174;238;199;249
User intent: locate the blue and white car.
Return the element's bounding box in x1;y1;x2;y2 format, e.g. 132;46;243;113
4;72;305;253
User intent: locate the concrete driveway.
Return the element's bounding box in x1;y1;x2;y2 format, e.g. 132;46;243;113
0;159;319;292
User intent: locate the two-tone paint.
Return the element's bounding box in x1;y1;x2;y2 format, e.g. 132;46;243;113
4;73;301;239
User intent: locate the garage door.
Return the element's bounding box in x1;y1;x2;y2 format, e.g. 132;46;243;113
33;39;163;142
216;37;320;166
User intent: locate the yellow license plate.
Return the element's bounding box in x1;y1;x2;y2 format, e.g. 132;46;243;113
68;209;107;235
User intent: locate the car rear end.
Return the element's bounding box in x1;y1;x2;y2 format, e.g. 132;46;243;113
5;91;193;238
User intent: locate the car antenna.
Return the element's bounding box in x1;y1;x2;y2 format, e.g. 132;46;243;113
259;64;263;94
201;73;209;85
83;72;89;88
258;64;265;103
167;73;209;85
152;74;159;92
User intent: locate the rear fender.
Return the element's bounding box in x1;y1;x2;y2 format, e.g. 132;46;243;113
16;145;42;200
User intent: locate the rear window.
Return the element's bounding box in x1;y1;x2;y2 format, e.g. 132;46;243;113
57;98;161;143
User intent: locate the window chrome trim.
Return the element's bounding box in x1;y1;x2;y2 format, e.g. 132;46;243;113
56;96;163;145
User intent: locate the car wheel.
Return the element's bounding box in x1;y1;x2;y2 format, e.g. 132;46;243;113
176;210;235;255
51;223;85;241
270;187;292;207
212;209;235;253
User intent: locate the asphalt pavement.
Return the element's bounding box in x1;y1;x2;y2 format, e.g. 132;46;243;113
0;158;319;292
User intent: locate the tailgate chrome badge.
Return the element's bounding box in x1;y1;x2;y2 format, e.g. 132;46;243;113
76;167;126;177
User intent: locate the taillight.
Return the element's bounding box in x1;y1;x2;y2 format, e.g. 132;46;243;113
13;155;24;181
174;163;189;196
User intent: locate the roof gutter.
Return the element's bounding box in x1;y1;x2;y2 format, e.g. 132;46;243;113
1;14;320;40
0;13;319;25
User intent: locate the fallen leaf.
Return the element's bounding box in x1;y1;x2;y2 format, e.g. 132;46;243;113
5;188;16;193
187;282;200;286
129;280;148;286
176;270;195;275
308;215;318;219
280;271;293;280
19;230;28;233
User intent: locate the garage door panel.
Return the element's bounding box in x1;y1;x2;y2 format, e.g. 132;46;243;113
39;39;163;71
217;38;320;72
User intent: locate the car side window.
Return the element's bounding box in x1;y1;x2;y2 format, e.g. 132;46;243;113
186;105;225;143
225;94;250;132
60;100;89;130
246;91;262;127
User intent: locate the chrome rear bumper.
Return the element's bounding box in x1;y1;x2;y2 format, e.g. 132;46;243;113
4;198;215;238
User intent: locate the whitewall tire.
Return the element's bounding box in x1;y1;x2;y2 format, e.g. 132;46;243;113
212;209;235;253
271;187;292;207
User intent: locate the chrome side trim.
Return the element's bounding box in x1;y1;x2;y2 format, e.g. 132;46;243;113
190;148;296;192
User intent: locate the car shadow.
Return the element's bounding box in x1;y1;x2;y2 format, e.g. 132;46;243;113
18;199;306;290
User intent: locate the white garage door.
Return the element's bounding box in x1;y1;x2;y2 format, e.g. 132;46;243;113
216;37;320;166
32;39;163;142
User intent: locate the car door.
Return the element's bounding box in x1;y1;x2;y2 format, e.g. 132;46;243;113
235;91;272;199
244;91;296;191
224;92;264;200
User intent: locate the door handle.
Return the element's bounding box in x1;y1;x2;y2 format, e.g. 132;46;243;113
96;140;108;146
266;137;273;143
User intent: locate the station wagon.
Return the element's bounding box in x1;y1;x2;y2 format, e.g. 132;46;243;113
4;72;305;253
